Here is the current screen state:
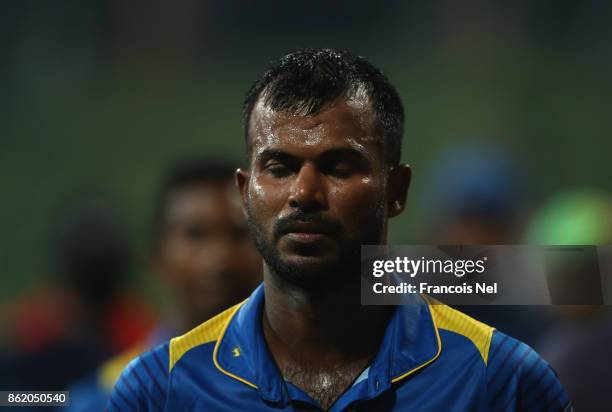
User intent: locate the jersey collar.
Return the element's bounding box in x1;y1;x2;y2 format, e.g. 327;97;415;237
213;284;441;406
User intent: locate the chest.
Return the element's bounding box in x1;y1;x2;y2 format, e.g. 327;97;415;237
166;367;487;412
282;364;366;411
167;346;488;411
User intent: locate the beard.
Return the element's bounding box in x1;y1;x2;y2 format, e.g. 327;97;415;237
245;199;386;290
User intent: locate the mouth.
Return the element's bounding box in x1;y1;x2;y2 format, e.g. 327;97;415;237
280;221;335;242
284;232;327;242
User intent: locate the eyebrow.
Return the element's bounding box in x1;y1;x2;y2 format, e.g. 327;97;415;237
256;148;294;163
256;146;371;164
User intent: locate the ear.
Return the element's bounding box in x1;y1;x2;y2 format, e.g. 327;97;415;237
235;168;251;217
387;164;411;218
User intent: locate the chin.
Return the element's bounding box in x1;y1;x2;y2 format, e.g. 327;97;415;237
272;253;351;287
285;254;336;270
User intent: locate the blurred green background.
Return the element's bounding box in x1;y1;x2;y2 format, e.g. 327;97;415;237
2;0;611;304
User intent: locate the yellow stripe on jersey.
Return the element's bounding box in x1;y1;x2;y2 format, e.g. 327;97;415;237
169;301;246;372
424;296;494;365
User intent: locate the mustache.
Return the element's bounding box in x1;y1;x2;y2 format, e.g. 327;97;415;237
274;211;342;237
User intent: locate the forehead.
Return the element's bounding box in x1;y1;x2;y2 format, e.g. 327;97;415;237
248;96;381;157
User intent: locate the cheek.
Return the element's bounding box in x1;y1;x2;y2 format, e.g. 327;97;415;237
248;178;287;221
331;178;384;214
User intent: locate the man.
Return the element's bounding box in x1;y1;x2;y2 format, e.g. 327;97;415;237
148;157;262;330
109;49;570;411
68;157;261;411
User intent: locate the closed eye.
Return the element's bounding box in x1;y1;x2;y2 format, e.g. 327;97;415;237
321;162;356;178
257;149;300;178
317;147;371;178
264;161;295;178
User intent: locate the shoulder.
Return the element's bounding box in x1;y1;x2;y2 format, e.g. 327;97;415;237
425;297;495;365
424;299;572;410
168;301;244;372
486;330;572;411
107;343;170;412
107;302;244;412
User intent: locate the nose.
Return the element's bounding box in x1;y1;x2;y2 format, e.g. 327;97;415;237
288;162;327;211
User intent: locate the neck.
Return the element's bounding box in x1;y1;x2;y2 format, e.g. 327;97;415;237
262;266;393;368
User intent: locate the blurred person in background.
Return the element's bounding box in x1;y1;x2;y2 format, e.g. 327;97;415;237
423;144;557;345
67;157;262;411
527;189;612;411
0;196;155;392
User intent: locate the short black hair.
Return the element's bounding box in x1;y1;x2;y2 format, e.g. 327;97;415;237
151;157;236;248
243;48;404;165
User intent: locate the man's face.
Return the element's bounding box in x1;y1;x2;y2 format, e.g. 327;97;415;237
238;97;395;286
156;182;262;323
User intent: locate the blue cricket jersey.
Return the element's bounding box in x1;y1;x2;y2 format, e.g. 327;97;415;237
108;285;571;411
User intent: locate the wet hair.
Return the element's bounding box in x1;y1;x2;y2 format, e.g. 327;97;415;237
243;48;405;165
151;157;236;248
